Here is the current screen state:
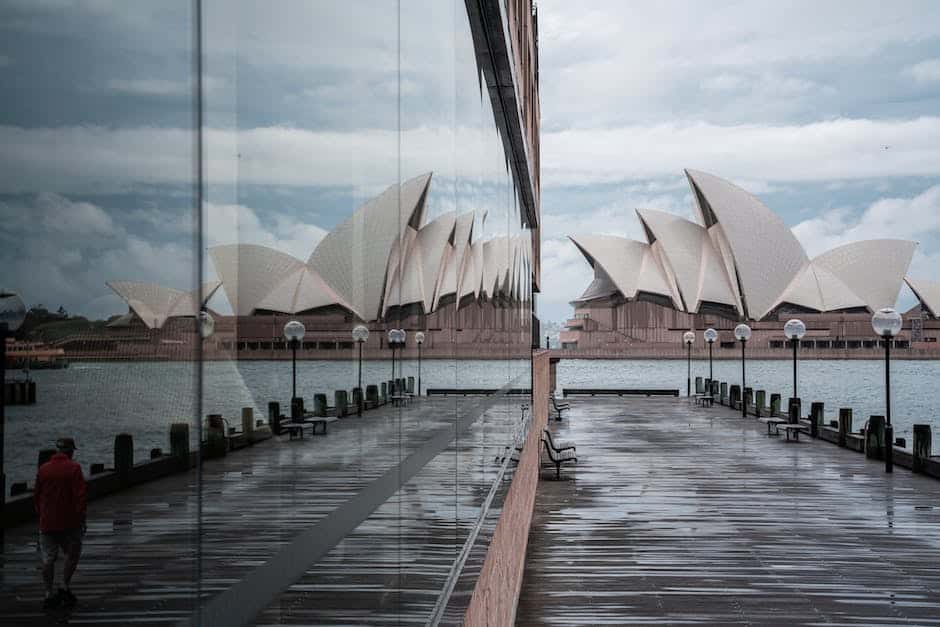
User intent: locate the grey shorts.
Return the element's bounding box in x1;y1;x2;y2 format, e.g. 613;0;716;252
39;529;82;566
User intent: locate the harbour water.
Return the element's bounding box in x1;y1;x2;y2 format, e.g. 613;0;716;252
5;358;937;485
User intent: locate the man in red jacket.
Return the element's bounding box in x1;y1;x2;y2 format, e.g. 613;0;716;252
34;437;86;609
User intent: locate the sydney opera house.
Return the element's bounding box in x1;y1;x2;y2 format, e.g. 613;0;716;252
96;173;535;360
561;169;940;357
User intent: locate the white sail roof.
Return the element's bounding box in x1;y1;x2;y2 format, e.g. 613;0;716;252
209;244;305;317
906;277;940;317
255;265;353;314
308;172;432;321
686;169;808;319
569;234;676;306
812;239;917;312
106;280;221;329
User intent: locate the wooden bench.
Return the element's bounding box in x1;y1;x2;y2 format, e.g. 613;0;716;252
694;394;714;407
541;437;577;480
542;428;576;455
759;417;788;436
780;423;810;441
286;416;337;439
549;395;570;420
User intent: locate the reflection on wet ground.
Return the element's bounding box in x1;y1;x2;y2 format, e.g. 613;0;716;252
518;397;940;626
0;396;524;625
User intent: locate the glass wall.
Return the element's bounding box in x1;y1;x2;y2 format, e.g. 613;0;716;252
0;0;533;623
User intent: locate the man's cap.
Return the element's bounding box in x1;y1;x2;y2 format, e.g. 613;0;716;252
56;437;77;451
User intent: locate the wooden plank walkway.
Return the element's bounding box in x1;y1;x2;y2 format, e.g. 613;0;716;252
0;395;526;625
518;397;940;626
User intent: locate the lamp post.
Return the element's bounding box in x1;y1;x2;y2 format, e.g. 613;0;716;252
735;323;752;418
784;318;806;399
872;307;902;474
283;320;305;402
1;289;27;548
683;331;695;396
415;331;425;397
352;324;369;416
704;328;717;384
199;308;215;341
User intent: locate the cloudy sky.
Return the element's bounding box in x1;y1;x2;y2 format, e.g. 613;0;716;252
2;1;939;324
536;0;940;321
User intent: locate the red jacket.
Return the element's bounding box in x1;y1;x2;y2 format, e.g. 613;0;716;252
34;453;87;533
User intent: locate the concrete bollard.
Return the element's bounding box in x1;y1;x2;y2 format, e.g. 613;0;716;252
788;398;801;424
695;377;704;394
268;401;280;429
913;424;932;473
770;393;781;417
710;380;719;397
242;407;254;434
366;384;379;407
866;415;885;459
314;394;328;417
704;378;711;394
114;433;134;477
744;387;753;415
90;463;105;475
170;423;190;464
290;398;304;421
720;382;728;405
810;402;824;438
380;382;388;404
755;390;766;418
38;448;56;469
335;390;348;417
27;380;36;404
352;387;363;412
838;409;852;447
388;379;396;397
407;376;415;394
729;385;741;410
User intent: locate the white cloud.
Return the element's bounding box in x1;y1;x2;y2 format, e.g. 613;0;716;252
0;123;511;193
793;184;940;258
905;58;940;84
105;76;226;97
542;117;940;186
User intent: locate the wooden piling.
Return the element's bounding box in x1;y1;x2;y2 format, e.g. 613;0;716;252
788;398;801;424
335;390;348;417
366;384;379;407
914;424;932;473
770;393;781;417
866;415;885;459
810;402;824;438
695;377;704;394
114;433;134;477
755;390;766;418
314;393;328;417
838;408;852;447
352;387;363;412
242;407;254;434
170;423;190;465
719;382;728;405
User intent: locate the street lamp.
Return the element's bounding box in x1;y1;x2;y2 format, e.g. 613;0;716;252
704;328;718;385
784;318;806;399
415;331;425;397
283;320;305;402
1;289;27;548
734;323;752;418
872;307;902;473
683;331;695;396
352;324;369;416
387;329;406;393
199;308;215;340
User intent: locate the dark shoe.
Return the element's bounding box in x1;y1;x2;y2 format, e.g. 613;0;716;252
58;588;77;607
42;593;60;609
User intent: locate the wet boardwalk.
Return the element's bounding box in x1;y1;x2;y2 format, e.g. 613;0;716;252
0;394;525;625
518;397;940;626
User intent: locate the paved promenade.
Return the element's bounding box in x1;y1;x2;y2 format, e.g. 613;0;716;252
518;397;940;626
0;395;525;625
